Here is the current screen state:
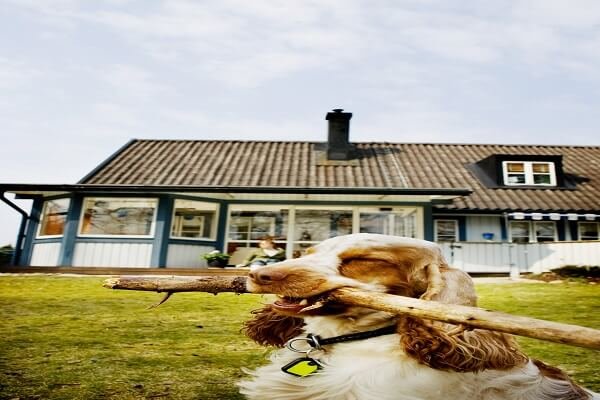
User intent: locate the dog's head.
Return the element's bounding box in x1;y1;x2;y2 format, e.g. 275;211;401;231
246;233;448;317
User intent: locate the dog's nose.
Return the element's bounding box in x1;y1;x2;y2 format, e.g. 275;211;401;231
248;268;287;284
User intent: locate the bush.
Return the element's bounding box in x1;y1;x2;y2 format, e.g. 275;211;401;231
0;245;14;266
550;265;600;278
202;250;230;267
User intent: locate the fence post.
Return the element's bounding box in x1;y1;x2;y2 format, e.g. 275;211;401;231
509;243;520;279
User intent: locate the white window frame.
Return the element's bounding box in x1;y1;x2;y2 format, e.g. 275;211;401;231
36;198;71;239
357;207;422;239
434;219;459;242
509;221;531;243
225;205;424;260
170;199;219;241
578;222;599;241
226;204;288;248
533;221;557;242
78;197;158;238
509;220;557;243
502;161;556;186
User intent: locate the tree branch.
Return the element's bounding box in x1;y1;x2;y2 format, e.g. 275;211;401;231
103;276;600;350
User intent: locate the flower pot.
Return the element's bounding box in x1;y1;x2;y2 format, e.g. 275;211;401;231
207;259;228;268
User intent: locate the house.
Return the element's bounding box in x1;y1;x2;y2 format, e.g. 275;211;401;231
1;109;599;273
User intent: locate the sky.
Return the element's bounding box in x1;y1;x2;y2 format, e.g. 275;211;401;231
1;0;600;246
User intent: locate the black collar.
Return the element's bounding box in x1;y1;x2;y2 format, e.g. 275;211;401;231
287;325;397;352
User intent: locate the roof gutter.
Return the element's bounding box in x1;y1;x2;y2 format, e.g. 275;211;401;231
0;183;472;197
0;191;31;266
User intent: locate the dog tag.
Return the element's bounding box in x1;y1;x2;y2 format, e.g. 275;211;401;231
281;357;322;377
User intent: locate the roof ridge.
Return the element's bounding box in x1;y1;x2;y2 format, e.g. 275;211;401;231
129;139;600;148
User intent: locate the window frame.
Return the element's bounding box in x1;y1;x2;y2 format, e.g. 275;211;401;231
225;204;424;260
509;220;557;243
578;221;599;241
77;197;159;238
509;221;531;243
502;161;556;186
533;221;557;242
36;198;71;239
434;219;459;242
169;199;219;241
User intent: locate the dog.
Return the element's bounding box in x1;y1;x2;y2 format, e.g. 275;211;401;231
239;233;594;400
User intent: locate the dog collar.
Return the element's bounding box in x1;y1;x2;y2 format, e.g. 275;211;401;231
286;324;397;352
281;325;397;377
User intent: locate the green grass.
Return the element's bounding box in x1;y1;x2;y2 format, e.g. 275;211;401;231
0;276;598;399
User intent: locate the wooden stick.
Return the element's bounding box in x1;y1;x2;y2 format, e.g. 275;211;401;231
103;276;249;294
328;288;600;350
103;276;600;350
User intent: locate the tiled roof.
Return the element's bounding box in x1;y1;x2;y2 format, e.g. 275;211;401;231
80;140;600;212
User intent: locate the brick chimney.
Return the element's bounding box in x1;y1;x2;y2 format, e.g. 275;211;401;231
326;108;356;160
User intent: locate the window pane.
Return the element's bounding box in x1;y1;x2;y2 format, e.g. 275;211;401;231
435;220;457;242
228;208;288;243
39;198;70;236
295;210;353;242
510;221;530;243
80;198;157;236
506;163;524;172
171;200;217;239
532;163;550;173
507;174;526;184
360;208;417;238
227;207;289;259
533;174;551;184
579;222;599;240
535;222;555;242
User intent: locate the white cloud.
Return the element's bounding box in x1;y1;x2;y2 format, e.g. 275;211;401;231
100;64;171;100
0;58;44;89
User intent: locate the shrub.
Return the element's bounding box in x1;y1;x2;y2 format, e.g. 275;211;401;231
550;265;600;278
202;250;230;267
0;245;14;266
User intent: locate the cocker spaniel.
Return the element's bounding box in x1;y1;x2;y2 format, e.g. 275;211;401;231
239;233;594;400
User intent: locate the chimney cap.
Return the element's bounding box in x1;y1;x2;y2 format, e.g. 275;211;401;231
326;108;352;121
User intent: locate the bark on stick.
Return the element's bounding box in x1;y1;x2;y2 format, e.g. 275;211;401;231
103;276;249;294
103;276;600;350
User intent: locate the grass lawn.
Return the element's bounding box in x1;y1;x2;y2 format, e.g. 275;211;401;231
0;276;598;399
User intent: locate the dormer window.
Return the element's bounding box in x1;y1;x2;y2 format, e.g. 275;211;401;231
502;161;556;186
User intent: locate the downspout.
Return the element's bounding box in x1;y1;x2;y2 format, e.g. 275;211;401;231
0;192;31;266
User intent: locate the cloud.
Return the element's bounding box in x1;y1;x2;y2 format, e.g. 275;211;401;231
99;64;171;100
0;58;44;90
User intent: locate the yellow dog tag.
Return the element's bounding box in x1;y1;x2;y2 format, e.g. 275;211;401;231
281;357;323;377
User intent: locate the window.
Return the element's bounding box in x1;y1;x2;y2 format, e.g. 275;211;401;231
502;161;556;186
292;208;353;256
170;200;218;240
79;197;157;237
227;206;289;254
579;222;599;240
225;205;423;259
510;221;556;243
359;208;418;238
434;220;458;242
510;221;530;243
37;198;71;237
534;221;556;242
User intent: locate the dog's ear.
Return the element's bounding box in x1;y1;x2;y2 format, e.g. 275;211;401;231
398;316;527;372
242;305;305;347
